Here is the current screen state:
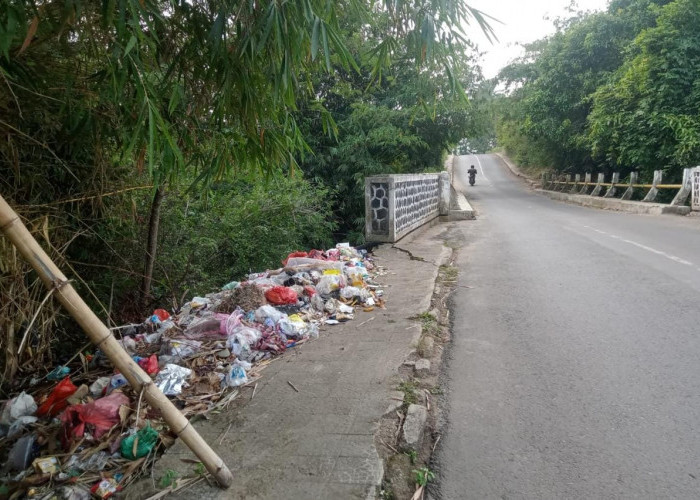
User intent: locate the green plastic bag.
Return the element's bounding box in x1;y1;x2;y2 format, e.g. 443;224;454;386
121;423;159;460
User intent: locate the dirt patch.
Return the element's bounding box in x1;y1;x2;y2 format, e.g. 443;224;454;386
213;283;266;313
376;251;458;499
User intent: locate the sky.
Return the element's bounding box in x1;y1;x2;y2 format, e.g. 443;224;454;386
466;0;611;78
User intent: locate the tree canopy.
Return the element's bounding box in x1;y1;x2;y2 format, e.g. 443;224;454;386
494;0;698;182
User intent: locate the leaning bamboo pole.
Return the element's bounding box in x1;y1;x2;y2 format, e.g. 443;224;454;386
0;194;233;488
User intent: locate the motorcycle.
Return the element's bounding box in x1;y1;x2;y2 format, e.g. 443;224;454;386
469;172;476;186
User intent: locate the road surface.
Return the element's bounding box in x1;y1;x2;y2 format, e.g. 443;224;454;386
433;154;700;499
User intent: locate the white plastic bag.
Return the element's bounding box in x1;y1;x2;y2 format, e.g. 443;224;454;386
0;392;36;425
222;360;252;387
254;305;287;325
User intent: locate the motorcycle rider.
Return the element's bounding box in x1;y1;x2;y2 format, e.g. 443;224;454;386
467;164;477;185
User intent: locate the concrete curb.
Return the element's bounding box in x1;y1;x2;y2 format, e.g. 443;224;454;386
447;157;476;219
495;152;690;216
449;186;475;220
494;152;540;188
537;189;691;215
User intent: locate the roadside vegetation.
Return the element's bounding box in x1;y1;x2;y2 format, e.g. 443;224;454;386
0;1;491;386
494;0;700;184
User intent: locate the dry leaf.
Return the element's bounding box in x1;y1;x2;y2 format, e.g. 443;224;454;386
18;16;39;55
119;404;131;424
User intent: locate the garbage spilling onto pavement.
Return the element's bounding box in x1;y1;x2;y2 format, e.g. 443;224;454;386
0;244;384;498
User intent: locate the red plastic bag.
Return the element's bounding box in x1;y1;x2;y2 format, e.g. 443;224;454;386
138;354;159;375
265;286;298;305
307;249;326;260
37;377;78;417
61;392;130;445
152;309;170;321
282;251;308;266
303;286;316;297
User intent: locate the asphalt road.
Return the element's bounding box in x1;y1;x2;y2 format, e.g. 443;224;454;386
432;154;700;499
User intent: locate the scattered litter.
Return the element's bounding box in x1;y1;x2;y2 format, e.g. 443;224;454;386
155;364;193;396
33;456;60;475
1;391;36;425
47;365;71;381
0;242;386;498
121;424;159;460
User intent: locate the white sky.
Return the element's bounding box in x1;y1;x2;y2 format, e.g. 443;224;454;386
466;0;611;78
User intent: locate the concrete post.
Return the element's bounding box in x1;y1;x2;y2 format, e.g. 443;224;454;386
562;174;571;192
591;173;605;196
388;177;396;241
438;171;450;216
642;170;662;202
620;171;638;200
570;174;581;193
580;173;592;194
604;172;620;198
671;168;693;206
364;175;395;242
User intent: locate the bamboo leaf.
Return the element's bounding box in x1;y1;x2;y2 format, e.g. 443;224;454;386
311;17;320;61
124;35;137;57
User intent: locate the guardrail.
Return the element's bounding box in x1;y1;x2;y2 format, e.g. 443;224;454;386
541;167;698;209
365;172;451;243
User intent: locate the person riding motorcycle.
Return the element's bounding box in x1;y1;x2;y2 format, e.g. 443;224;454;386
467;165;477;186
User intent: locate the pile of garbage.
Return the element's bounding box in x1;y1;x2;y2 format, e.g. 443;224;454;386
0;243;383;499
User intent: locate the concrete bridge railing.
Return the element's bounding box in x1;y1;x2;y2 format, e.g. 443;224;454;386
365;172;451;243
541;167;700;211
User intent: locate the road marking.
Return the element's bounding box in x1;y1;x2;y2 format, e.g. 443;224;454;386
473;155;490;183
582;225;695;267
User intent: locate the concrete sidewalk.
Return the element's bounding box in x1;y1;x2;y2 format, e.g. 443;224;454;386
135;223;455;499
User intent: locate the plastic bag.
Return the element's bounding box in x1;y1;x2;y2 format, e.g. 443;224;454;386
7;415;38;438
345;269;365;287
109;373;128;392
138;354;159;375
223;360;251;388
47;365;71;381
0;391;37;425
310;294;325;312
265;286;298;305
152;309;170;321
155;364;192;396
65;451;109;472
121;423;159;459
37;377;78;417
282;251;308;266
285;257;345;271
61;392;129;442
254;305;287;325
118;337;137;355
89;377;111;398
184;316;225;339
160;339;202;360
278;314;306;339
340;286;362;300
226;325;261;353
316;274;346;297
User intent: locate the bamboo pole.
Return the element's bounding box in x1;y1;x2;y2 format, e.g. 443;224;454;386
0;195;233;488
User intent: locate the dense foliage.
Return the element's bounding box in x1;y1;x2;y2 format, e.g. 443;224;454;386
0;0;488;381
495;0;699;182
297;20;490;239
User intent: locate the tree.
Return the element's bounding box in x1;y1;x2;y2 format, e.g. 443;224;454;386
493;0;671;175
0;0;494;306
588;0;700;179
